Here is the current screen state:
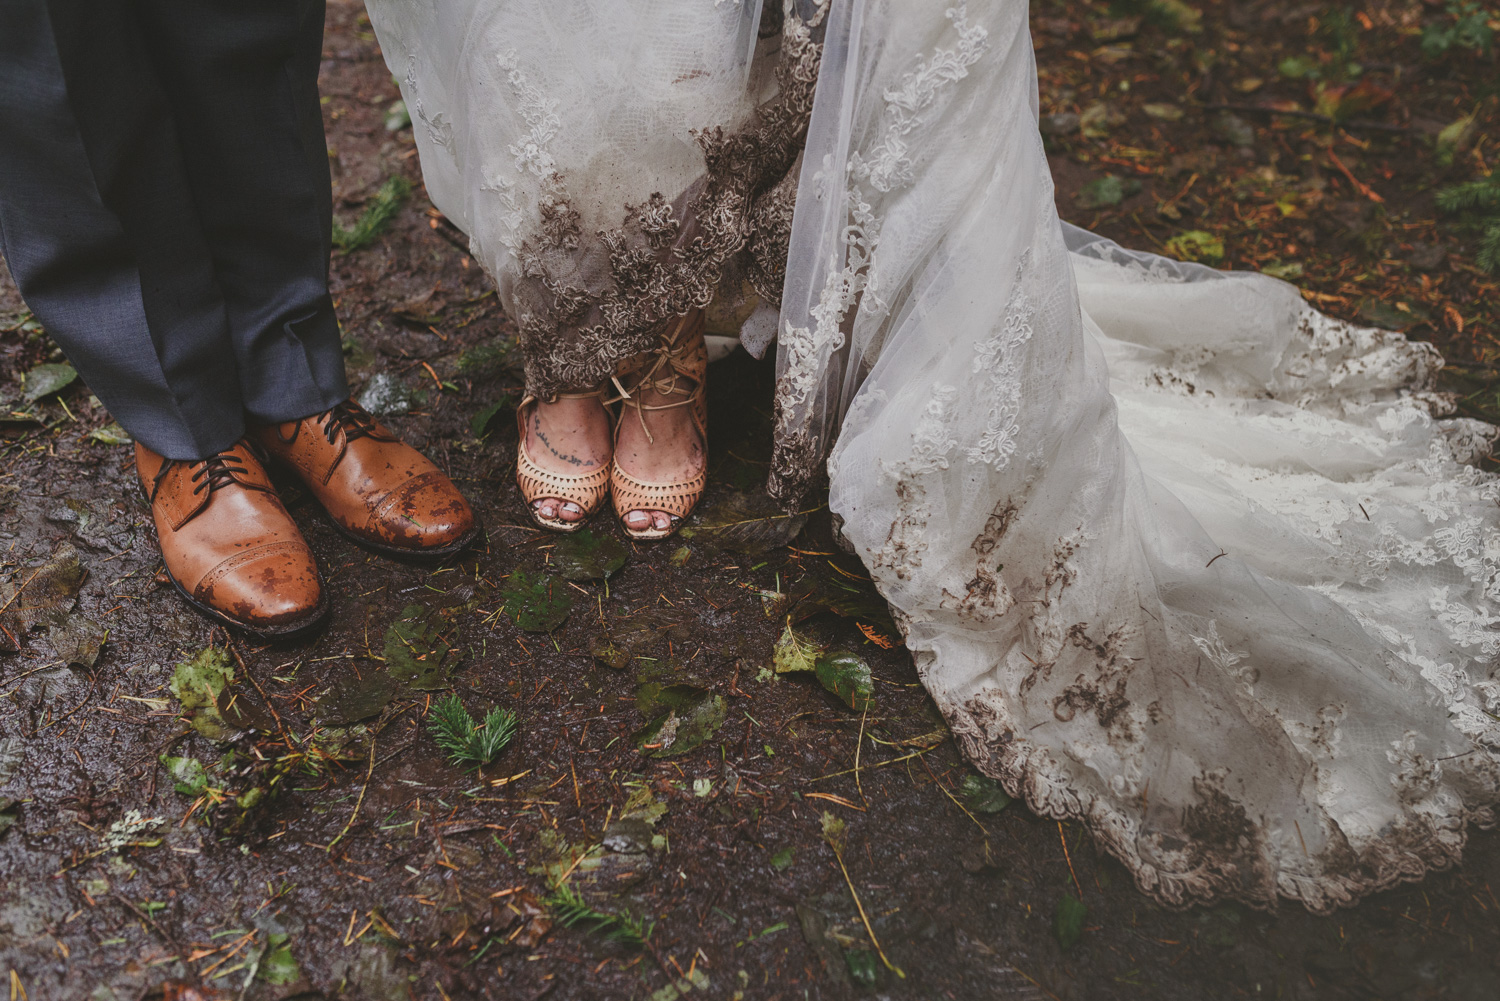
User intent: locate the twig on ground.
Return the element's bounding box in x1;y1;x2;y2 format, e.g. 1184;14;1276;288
920;754;989;839
1326;147;1386;203
327;736;377;852
1057;820;1083;899
829;837;904;979
814;748;928;781
854;707;868;806
113;893;189;972
0;566;44;617
34;672;99;735
0;660;64;700
228;641;291;746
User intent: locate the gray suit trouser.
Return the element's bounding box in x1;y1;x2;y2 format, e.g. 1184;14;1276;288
0;0;349;460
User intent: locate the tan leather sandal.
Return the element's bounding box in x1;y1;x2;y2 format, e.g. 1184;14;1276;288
609;310;708;541
515;389;611;533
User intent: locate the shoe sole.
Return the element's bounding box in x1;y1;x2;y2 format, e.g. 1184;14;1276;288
324;513;483;561
161;560;330;642
527;505;592;533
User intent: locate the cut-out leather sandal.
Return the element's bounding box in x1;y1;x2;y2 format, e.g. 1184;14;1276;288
610;310;708;541
515;389;612;533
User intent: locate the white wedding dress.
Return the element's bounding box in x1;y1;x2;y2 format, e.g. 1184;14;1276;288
369;0;1500;912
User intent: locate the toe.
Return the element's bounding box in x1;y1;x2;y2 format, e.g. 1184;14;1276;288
197;544;323;631
653;511;672;532
625;510;652;530
560;501;584;522
536;499;558;520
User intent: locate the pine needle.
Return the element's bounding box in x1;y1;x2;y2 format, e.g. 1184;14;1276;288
427;694;518;770
333;176;413;252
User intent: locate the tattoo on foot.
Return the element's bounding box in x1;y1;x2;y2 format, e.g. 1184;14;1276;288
533;414;591;468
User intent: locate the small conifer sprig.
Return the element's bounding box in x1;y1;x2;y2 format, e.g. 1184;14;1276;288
332;175;413;253
1436;174;1500;274
544;882;654;949
427;694;518;770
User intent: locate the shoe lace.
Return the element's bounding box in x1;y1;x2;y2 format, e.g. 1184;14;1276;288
609;313;703;445
187;449;252;496
319;401;394;446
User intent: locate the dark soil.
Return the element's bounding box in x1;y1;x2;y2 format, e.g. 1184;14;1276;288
2;3;1498;1000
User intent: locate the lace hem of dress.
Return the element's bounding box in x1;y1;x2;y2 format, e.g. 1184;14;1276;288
512;1;826;401
941;673;1500;914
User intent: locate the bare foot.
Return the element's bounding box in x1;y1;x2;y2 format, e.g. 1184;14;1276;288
614;376;706;534
525;395;612;523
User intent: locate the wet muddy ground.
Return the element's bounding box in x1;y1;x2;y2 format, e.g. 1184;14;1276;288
3;2;1500;999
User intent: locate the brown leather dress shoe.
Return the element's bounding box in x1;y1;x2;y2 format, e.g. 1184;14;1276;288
136;441;327;639
253;401;479;559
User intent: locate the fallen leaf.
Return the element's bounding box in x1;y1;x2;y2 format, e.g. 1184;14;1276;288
21;362;77;403
46;613;107;668
1090;17;1140;41
0;543;88;634
960;774;1013;814
1313;80;1393;122
469;398;510;439
87;424;131;446
160;756;209;797
814;652;875;712
1053;894;1088;950
258;932;300;985
169;647;241;741
1210;111;1255;148
845;949;879;987
501;570;573;632
603;608;690;657
632;684;726;757
384;604;455;688
790;570;897;632
214;685;278;733
1080;101;1125;138
1261;261;1304;281
1163;229;1225;263
501;891;554;949
589;635;631;670
318;670;400;725
648;969;710;1001
549;528;628;581
772;622;822;674
1077;174;1142;209
1436;111;1478;166
678;491;808;555
1151;0;1202;32
1277;55;1320;79
1357;297;1426;331
160;982;232;1001
169;651;231;711
385;99;411;133
819;810;847;855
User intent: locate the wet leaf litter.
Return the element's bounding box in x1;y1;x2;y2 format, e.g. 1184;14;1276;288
4;3;1500;1000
